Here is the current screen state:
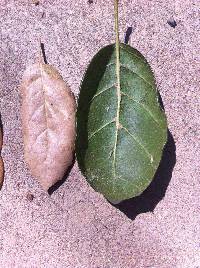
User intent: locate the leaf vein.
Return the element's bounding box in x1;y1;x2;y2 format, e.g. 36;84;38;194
34;129;47;144
88;120;115;140
91;84;116;101
30;104;44;121
121;92;163;130
46;102;67;119
106;62;116;68
122;126;154;165
39;63;49;163
120;64;154;88
119;45;147;64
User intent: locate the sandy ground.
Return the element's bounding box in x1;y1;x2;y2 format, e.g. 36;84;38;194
0;0;199;267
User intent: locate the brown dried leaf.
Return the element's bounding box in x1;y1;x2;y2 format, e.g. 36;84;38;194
20;62;76;190
0;129;4;189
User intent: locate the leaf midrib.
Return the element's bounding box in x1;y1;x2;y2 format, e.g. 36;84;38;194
88;47;161;176
112;42;158;178
87;119;154;165
113;0;121;179
39;62;49;163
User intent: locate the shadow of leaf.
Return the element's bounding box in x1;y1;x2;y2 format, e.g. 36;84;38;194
124;27;133;44
113;130;176;220
48;156;75;195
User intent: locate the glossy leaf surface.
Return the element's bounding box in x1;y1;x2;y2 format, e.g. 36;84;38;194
76;44;167;203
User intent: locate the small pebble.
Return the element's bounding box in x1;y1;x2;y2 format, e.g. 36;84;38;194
167;18;177;28
26;193;34;201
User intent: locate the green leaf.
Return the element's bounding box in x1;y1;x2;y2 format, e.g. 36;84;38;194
76;43;167;203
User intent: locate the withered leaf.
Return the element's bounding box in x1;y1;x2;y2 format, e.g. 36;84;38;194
20;62;76;190
0;128;4;189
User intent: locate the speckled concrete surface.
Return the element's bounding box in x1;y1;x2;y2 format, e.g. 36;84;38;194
0;1;199;267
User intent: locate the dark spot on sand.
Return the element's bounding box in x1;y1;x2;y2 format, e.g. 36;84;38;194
167;18;177;28
26;192;34;201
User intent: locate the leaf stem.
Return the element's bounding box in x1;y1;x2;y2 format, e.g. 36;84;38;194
38;38;47;64
114;0;120;95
